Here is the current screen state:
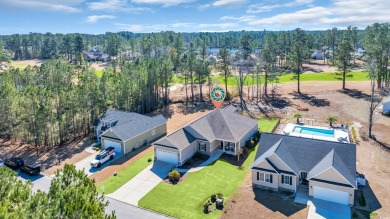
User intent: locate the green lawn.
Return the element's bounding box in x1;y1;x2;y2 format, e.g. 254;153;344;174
138;118;279;219
211;71;369;86
96;69;103;78
258;118;279;133
96;150;154;194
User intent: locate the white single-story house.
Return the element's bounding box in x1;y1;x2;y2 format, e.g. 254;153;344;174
153;106;258;166
251;133;357;206
93;110;167;154
382;96;390;114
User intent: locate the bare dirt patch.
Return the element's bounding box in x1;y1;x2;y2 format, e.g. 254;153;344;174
0;137;94;174
222;173;308;219
10;59;43;68
91;62;108;71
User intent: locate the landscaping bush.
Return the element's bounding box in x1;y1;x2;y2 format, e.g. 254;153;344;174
245;140;255;148
147;158;152;162
211;194;217;203
168;170;180;183
351;127;359;144
203;202;210;213
217;193;223;199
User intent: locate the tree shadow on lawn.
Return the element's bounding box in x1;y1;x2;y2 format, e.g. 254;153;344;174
338;89;371;101
253;188;307;217
290;91;330;107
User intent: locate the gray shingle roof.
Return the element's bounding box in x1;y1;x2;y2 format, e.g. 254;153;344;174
97;110;167;141
155;105;258;150
254;133;356;188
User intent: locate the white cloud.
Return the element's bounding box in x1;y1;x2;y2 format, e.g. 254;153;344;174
197;22;238;28
86;15;116;23
247;0;313;13
0;0;83;13
247;0;390;28
213;0;246;7
220;15;256;22
88;0;151;12
131;0;195;6
115;22;238;32
197;4;211;10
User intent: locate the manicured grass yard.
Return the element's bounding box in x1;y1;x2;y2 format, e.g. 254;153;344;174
211;71;369;86
96;150;154;194
96;69;103;78
138;118;279;219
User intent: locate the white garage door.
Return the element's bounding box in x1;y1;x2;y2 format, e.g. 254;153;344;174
103;140;122;153
156;149;178;165
313;186;349;205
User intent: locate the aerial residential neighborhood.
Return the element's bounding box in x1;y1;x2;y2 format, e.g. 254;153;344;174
1;1;390;219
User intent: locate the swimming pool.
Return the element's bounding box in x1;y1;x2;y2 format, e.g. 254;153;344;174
292;126;335;138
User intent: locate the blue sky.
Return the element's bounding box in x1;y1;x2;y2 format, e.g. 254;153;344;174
0;0;389;34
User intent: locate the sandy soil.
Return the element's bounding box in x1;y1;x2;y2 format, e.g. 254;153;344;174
91;62;108;70
222;173;309;219
10;59;43;68
0;137;94;174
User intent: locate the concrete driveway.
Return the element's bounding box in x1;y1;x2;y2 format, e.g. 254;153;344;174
307;199;350;219
295;187;350;219
18;171;52;193
107;161;175;206
74;151;123;177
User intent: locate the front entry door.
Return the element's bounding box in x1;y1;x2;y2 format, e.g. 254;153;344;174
301;172;308;184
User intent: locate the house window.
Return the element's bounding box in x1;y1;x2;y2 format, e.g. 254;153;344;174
199;143;206;151
258;172;272;183
151;129;156;136
283;175;290;185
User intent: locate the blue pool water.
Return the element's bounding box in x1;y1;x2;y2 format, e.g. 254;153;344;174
292;126;335;138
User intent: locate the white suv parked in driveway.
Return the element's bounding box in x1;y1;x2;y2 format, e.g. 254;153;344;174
91;147;115;168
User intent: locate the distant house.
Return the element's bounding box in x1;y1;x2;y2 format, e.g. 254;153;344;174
383;96;390;114
153;106;258;166
208;55;217;63
94;110;167;154
84;49;111;62
311;51;324;60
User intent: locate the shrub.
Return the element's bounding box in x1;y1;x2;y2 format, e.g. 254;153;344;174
351;127;359;144
147;158;152;162
255;131;261;138
211;194;217;203
203;202;210;213
168;170;180;183
245;140;255;148
217;193;223;199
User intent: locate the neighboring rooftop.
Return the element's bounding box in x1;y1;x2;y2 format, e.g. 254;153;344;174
253;133;356;188
155;105;258;150
95;110;167;141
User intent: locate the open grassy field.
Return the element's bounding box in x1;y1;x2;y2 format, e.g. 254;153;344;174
138;118;279;219
211;71;369;86
10;60;43;68
96;150;154;194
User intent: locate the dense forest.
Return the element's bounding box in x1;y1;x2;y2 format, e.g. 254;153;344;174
0;23;389;148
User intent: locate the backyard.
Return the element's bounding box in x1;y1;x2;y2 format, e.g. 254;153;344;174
138;118;279;219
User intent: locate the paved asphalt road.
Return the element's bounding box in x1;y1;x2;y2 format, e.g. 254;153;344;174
16;171;170;219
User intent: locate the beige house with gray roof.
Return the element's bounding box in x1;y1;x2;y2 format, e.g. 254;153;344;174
154;106;258;166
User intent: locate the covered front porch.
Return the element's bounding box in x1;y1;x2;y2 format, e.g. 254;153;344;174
219;140;239;155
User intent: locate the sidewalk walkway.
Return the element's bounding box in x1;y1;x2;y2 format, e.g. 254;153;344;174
106;161;174;206
175;150;224;173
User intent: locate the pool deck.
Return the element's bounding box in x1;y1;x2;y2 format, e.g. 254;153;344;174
283;123;350;143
